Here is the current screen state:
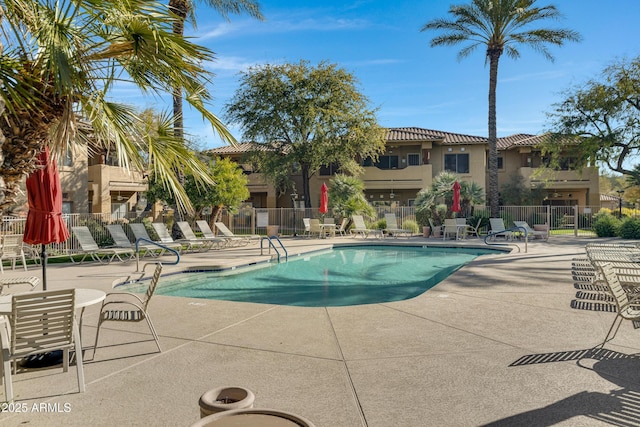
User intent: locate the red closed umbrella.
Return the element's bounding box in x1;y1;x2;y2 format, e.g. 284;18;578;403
319;183;329;215
24;147;70;290
452;181;461;213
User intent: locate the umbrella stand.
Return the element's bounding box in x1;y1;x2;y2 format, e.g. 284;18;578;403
41;243;48;291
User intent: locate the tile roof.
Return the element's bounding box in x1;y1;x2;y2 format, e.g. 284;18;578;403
206;129;552;154
387;127;487;144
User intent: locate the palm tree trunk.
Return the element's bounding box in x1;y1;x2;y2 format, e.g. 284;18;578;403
487;52;501;218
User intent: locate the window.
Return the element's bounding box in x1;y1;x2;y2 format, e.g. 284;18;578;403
319;163;339;176
497;156;504;170
444;154;469;174
362;157;374;167
375;155;399;170
407;153;420;166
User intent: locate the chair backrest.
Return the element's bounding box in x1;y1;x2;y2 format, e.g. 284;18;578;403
106;224;133;248
337;218;348;232
214;222;234;237
489;218;507;232
323;217;335;225
130;223;153;241
71;226;100;251
352;215;367;230
142;263;163;310
428;218;436;229
151;223;175;243
11;289;75;357
598;263;629;311
309;219;322;233
302;218;311;232
384;214;399;229
443;218;457;229
513;221;533;232
176;221;199;240
196;220;216;238
1;234;24;256
455;218;467;226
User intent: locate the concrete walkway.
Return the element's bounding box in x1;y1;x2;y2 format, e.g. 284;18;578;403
0;236;638;426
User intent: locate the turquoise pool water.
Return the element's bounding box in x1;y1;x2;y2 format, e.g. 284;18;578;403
129;246;498;307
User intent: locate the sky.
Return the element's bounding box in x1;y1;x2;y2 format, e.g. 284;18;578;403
125;0;640;150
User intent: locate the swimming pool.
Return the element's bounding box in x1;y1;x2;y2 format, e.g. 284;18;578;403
127;246;499;307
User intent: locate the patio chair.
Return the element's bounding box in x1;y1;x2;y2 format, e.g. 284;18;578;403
129;223;183;255
488;218;513;241
176;221;223;251
1;289;85;402
152;223;204;253
384;214;412;238
214;222;260;246
302;218;311;238
592;263;640;350
71;226;134;263
336;218;349;237
93;262;163;356
322;217;337;238
513;221;549;241
106;224;162;257
0;234;28;273
308;219;325;238
442;219;460;240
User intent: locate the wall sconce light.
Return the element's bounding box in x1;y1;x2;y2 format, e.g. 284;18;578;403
447;147;453;152
380;194;384;199
390;193;395;199
460;147;465;152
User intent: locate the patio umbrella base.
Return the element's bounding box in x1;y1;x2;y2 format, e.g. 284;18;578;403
21;350;64;368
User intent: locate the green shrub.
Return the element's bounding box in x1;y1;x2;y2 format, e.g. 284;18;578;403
592;213;620;237
619;217;640;239
372;218;386;230
401;219;419;234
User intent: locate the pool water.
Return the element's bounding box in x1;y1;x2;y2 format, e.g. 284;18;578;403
128;246;498;307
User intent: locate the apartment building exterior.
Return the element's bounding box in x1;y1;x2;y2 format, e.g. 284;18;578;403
207;127;600;210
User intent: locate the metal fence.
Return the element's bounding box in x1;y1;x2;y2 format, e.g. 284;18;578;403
4;204;637;258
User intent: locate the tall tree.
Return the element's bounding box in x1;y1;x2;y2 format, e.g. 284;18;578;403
421;0;580;217
168;0;263;143
546;55;640;180
225;60;387;208
0;0;226;214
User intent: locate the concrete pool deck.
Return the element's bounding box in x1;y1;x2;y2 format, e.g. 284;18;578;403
1;235;639;426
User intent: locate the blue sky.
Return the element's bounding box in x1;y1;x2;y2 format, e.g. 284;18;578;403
130;0;640;150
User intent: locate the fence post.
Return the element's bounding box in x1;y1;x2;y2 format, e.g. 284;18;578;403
573;205;579;237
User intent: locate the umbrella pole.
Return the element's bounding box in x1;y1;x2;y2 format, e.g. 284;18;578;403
41;243;48;291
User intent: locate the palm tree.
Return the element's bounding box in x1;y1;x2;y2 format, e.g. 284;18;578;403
421;0;580;217
0;0;224;214
168;0;264;142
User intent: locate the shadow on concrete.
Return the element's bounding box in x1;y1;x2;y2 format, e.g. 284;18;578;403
483;348;640;426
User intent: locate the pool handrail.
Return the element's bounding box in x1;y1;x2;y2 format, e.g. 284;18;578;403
483;226;525;253
135;237;180;272
260;236;288;262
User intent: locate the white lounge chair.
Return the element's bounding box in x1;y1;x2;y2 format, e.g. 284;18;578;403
176;221;223;250
513;221;549;241
195;220;231;248
129;223;183;255
106;224;161;257
214;222;260;246
488;218;513;241
152;223;206;253
71;226;134;263
351;215;383;239
302;218;311;238
384;213;412;238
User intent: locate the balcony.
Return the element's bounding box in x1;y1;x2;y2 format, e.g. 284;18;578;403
519;167;599;190
362;164;432;190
